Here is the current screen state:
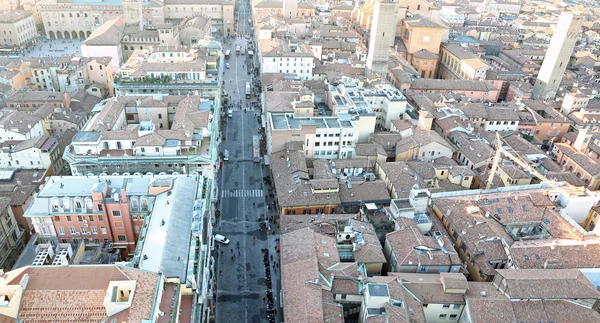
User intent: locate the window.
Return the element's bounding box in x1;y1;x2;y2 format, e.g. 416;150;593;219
118;235;126;242
98;215;104;222
66;216;72;222
98;204;103;211
439;314;447;319
54;216;60;222
92;226;98;234
450;314;457;318
69;227;76;234
88;215;94;222
77;216;83;222
442;304;450;308
58;227;65;235
158;113;162;119
81;227;87;234
112;210;121;217
101;226;107;234
155;147;160;153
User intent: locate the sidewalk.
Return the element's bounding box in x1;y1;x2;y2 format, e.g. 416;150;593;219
261;164;283;322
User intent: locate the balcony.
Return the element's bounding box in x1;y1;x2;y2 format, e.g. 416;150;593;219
113;76;220;90
63;138;213;165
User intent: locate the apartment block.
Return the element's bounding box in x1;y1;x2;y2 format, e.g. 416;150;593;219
270;148;390;215
357;269;600;322
0;195;24;270
114;47;219;97
0;169;46;232
407;79;500;102
376;159;473;199
63;95;216;176
0;11;37;48
268;114;358;159
431;184;600;281
359;273;467;323
0;134;72;176
259;39;315;80
440;43;489;80
281;219;387;323
398;15;447;78
385;215;463;274
0;109;44;144
328;81;407;131
552;143;600;190
24;175;196;257
462;269;600;323
4;90;71;111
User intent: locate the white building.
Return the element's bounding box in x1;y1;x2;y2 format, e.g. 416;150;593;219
268;114;359;159
328;80;407;131
439;7;465;26
259;39;315;80
0;136;58;170
485;0;521;15
0;110;44;143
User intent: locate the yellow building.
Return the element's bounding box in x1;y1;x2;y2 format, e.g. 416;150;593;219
398;15;446;78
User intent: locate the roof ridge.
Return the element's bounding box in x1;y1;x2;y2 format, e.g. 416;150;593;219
115;265;132;280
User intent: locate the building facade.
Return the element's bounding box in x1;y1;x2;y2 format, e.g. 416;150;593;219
39;0;234;40
63;95;217;176
0;11;37;48
113;47;220;97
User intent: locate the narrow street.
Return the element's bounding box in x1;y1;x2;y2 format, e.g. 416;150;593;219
214;0;282;322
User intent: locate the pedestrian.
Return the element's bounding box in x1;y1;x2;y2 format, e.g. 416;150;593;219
219;271;223;276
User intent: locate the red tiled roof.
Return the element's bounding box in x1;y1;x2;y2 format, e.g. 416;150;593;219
4;265;159;322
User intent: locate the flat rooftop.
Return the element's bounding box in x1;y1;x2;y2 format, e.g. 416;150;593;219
271;114;353;130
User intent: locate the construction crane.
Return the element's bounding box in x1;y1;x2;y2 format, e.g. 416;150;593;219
486;132;556;190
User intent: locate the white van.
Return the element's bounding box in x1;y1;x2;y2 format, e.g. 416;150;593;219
228;109;233;117
223;149;230;161
214;234;230;244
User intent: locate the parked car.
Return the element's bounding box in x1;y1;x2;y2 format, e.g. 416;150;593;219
214;234;230;244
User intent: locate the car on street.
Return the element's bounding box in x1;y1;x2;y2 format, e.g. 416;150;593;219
214;234;230;244
228;109;233;117
226;63;230;69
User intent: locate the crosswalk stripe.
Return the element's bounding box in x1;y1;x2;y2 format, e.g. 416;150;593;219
221;189;264;198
